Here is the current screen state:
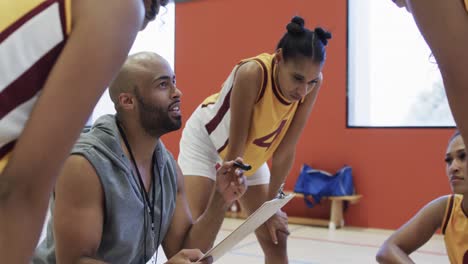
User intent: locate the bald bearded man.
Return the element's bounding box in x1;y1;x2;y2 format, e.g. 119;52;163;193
33;52;247;264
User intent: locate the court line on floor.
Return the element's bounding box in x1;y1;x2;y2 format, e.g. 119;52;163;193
219;227;446;256
229;225;304;251
288;234;446;256
226;251;317;264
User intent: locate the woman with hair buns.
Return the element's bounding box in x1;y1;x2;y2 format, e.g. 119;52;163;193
178;16;332;263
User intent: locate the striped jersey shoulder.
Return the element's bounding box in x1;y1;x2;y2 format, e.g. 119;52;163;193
239;53;274;76
441;194;456;235
201;53;275;106
238;53;275;102
0;0;72;35
441;194;468;264
0;0;72;162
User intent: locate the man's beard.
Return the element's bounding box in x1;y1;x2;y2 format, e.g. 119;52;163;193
135;92;181;137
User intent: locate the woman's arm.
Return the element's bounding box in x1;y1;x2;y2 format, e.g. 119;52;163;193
269;75;322;199
224;61;263;161
0;0;144;262
404;0;468;146
376;195;449;263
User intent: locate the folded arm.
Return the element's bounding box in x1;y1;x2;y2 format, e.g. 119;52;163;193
376;195;448;263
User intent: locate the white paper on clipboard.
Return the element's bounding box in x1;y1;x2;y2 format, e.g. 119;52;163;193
200;194;294;262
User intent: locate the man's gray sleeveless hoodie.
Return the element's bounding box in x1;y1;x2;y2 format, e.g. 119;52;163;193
33;115;178;263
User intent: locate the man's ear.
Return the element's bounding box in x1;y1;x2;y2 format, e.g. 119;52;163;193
118;93;135;110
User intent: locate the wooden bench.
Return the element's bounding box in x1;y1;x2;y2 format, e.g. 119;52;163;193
225;192;362;230
286;192;362;230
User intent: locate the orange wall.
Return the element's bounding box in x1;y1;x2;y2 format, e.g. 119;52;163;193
162;0;454;229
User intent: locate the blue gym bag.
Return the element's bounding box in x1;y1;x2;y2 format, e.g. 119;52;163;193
294;164;355;208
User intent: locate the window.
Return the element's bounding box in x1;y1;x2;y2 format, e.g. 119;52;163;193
347;0;455;127
89;3;175;124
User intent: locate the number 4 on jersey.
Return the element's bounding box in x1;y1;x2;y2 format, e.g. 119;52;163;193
252;120;287;149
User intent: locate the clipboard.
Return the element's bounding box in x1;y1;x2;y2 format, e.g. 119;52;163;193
199;190;294;262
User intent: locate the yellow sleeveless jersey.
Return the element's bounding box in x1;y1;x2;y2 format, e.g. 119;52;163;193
441;194;468;263
465;0;468;11
201;53;301;176
0;0;72;173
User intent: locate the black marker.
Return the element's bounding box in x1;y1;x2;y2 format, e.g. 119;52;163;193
233;161;252;171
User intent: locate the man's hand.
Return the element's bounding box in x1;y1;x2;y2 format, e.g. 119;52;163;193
165;249;213;264
215;158;248;204
266;209;290;244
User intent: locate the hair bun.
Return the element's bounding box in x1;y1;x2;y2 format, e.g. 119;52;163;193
286;16;305;36
314;27;332;46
